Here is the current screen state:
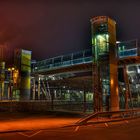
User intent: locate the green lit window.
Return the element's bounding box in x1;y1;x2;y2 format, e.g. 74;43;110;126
95;34;109;54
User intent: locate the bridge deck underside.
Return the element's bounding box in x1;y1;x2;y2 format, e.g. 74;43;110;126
33;63;92;75
119;56;140;65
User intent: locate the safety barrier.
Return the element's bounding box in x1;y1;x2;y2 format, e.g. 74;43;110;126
76;109;140;125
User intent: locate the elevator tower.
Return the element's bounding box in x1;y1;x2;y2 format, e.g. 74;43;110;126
91;16;119;111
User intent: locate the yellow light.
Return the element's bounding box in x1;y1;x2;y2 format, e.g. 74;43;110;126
116;87;119;96
8;68;11;71
11;67;15;71
13;70;19;84
97;35;105;40
111;79;114;86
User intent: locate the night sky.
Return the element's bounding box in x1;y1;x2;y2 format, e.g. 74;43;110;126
0;0;140;60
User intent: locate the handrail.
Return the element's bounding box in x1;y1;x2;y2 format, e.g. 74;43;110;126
118;48;138;58
33;56;92;72
76;109;140;125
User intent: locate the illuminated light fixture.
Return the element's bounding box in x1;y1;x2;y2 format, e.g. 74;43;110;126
116;41;120;44
52;76;55;80
136;85;139;89
8;67;15;71
123;88;126;91
106;34;109;39
116;87;119;95
8;68;11;71
39;77;41;81
137;68;140;74
48;75;56;80
97;35;105;40
13;70;19;84
110;79;114;86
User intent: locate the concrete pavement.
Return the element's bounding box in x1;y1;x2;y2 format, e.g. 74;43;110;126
0;118;140;140
0;111;82;133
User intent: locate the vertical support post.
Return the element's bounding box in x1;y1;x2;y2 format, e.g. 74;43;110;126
10;83;12;100
83;89;86;112
38;76;40;100
8;85;10;100
47;81;51;100
123;65;133;109
109;46;119;111
83;50;85;62
51;89;54;110
1;82;4;98
93;64;102;112
71;53;73;65
93;64;99;112
42;80;47;100
123;65;129;109
110;65;119;111
33;78;36;100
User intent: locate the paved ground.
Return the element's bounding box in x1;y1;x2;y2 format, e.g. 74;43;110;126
0;111;82;132
0;112;140;140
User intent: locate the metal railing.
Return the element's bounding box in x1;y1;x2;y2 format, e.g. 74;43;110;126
75;109;140;125
32;49;92;73
118;39;139;58
118;48;138;58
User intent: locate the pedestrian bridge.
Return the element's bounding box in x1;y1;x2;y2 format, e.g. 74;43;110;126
32;40;140;75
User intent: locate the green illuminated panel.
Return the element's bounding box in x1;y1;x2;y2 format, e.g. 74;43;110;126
21;50;32;72
94;34;109;55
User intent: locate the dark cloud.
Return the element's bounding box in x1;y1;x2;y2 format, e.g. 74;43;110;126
0;0;140;61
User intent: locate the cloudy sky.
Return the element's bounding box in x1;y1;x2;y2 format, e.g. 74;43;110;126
0;0;140;60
